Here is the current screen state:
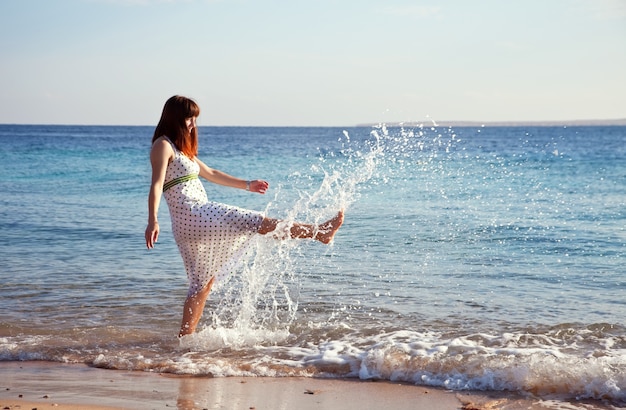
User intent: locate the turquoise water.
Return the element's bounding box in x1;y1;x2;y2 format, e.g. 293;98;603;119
0;124;624;406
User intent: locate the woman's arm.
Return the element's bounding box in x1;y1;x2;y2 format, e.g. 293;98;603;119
195;157;269;194
145;138;173;249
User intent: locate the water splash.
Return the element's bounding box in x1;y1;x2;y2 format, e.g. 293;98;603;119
188;123;461;347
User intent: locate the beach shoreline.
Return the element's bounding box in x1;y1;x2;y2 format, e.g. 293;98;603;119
0;361;605;410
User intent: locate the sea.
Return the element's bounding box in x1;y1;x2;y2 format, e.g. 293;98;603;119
0;123;624;408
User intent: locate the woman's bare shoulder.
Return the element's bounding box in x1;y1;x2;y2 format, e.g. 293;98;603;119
152;135;171;146
150;137;175;160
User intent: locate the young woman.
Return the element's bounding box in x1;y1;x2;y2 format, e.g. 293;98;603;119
145;95;344;338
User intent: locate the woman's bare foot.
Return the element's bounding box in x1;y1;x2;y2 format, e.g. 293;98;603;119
315;211;344;244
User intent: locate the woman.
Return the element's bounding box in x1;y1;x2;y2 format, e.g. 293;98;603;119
145;95;343;338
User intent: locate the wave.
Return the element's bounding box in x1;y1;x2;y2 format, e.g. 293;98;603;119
2;323;624;406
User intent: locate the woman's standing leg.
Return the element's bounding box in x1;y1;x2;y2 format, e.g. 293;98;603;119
179;277;215;338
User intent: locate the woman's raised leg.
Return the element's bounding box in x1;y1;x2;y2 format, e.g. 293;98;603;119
258;210;344;244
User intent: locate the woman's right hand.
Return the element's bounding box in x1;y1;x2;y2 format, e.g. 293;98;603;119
249;179;269;194
145;221;160;249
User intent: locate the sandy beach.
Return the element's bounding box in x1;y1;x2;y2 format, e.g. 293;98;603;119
0;362;586;410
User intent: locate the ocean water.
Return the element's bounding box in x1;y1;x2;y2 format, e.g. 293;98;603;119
0;124;624;407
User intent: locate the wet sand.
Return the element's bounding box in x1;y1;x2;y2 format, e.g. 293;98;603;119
0;362;595;410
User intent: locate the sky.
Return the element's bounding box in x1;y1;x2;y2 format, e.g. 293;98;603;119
0;0;625;126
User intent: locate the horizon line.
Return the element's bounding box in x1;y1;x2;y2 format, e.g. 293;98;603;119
1;118;625;127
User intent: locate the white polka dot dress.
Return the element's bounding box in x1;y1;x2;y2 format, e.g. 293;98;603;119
159;136;264;296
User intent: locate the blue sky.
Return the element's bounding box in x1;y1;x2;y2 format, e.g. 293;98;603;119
1;0;624;126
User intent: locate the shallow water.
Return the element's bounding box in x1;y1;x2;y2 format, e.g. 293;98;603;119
0;124;624;406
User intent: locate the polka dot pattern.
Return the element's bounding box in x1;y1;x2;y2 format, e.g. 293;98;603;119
160;137;264;296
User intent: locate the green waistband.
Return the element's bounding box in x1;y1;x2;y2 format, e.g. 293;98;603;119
163;174;199;192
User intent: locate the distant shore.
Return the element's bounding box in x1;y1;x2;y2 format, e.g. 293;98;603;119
357;118;626;127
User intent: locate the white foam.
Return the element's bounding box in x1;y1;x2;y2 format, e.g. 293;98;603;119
179;325;290;351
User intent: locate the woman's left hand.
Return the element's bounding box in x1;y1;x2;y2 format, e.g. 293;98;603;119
145;221;160;249
249;180;269;194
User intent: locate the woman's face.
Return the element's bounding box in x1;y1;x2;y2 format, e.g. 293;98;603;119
185;117;197;133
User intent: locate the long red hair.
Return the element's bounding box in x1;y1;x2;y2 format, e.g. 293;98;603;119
152;95;200;158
